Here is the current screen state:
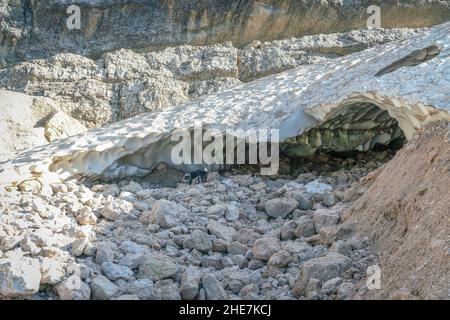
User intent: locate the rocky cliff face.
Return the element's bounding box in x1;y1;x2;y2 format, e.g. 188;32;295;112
1;0;449;67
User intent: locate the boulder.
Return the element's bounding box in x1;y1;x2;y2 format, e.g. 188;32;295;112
264;198;299;218
293;252;351;297
137;253;179;281
150;199;186;228
55;275;91;300
0;257;41;297
252;238;280;261
201;274;228;300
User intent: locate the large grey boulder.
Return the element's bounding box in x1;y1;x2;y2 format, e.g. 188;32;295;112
55;275;91;300
180;266;202;300
0;257;41;297
264;198;299;218
293;252;351;297
150;200;187;229
201;274;228;300
252;238;280;261
183;230;213;253
91;276;119;300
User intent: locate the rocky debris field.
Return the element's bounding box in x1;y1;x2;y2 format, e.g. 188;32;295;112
0;150;393;300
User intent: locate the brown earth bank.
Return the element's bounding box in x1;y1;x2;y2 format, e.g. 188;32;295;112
347;122;450;300
1;0;450;66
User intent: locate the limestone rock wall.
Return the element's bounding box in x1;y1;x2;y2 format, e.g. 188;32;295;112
1;0;449;67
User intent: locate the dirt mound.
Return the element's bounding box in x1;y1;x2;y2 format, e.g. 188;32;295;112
347;122;450;299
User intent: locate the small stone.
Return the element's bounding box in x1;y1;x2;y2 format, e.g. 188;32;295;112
154;280;181;300
225;202;240;222
51;183;68;194
121;181;143;194
294;216;316;238
279;220;297;240
231;255;248;268
212;239;228;252
95;242;116;265
230;175;254;186
322;192;336;207
17;180;41;193
119;240;149;255
252;238;280;261
201;274;228;300
0;257;41;297
20;237;40;255
100;203;120;221
248;259;265;270
101;262;134;281
314;209;340;232
201;254;223;269
228;280;244;294
318;223;354;245
207;204;226;216
240;283;260;300
127;279;157;300
32;198;49;218
55;275;91;300
223;268;262;285
268;250;292;268
305;278;321;299
321;277;343;295
91;276;119;300
221;256;235;268
329;240;352;257
40;257;65;285
336;281;354;300
292;209;310;219
232;228;262;246
291;191;313;210
250;182;266;191
227;242;248;256
264;198;299;218
150;199;186;228
75;206;97;225
72;238;90;257
293;252;351;297
83;243;97;256
118;253;144;269
207;221;236;242
137;253;179;281
305;180;332;194
116;294;139;300
183;230;212;253
180;266;202;300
